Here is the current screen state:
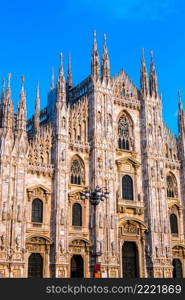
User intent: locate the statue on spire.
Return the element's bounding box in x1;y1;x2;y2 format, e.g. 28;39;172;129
101;33;110;84
149;50;158;98
66;54;72;92
17;76;26;134
1;79;5;104
140;48;148;97
2;73;14;131
91;30;100;81
50;68;55;90
178;89;185;137
57;52;66;102
34;81;40;134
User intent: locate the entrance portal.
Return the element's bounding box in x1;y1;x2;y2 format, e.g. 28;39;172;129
173;259;183;278
122;242;139;278
71;255;84;278
28;253;43;278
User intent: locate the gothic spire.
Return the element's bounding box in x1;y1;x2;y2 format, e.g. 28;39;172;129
178;89;183;110
67;54;72;90
50;67;55;90
17;76;26;133
1;79;6;103
2;73;14;131
101;33;110;84
149;51;158;98
178;89;185;136
57;52;66;102
140;48;148;96
91;30;100;81
34;81;40;134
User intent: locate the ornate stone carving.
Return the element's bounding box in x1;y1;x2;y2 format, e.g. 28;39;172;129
99;212;104;228
60;208;65;225
59;239;65;254
15;234;21;248
111;214;115;229
17;205;21;222
0;233;6;250
96;240;102;254
2;203;7;221
123;222;138;234
111;241;116;255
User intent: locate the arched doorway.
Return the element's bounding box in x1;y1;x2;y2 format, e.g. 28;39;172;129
71;255;84;278
122;242;139;278
173;259;183;278
28;253;43;278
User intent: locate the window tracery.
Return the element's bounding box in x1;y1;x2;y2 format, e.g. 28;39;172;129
167;174;178;198
70;156;85;185
118;114;133;150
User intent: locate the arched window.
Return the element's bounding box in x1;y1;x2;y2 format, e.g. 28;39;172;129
70;156;85;185
167;174;178;198
170;214;178;234
28;253;43;278
173;259;183;278
32;198;43;223
122;175;134;200
118;115;132;150
72;203;82;226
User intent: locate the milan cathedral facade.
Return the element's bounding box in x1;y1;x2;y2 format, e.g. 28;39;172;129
0;32;185;278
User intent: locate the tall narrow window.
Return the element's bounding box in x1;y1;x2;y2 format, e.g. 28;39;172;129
122;175;134;200
118;115;132;150
32;198;43;223
28;253;43;278
170;214;178;234
72;203;82;226
70;156;85;185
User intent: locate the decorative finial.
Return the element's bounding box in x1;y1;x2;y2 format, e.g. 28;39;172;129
104;33;107;42
8;73;11;88
60;52;63;67
178;89;181;100
2;79;5;92
150;50;154;60
93;30;96;39
51;67;54;90
142;48;145;59
21;75;25;91
68;54;71;70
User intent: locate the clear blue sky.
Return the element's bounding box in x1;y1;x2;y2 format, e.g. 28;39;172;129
0;0;185;134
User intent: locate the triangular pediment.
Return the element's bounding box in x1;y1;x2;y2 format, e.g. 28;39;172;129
116;157;140;168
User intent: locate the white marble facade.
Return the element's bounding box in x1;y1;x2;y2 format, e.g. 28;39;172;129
0;33;185;278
